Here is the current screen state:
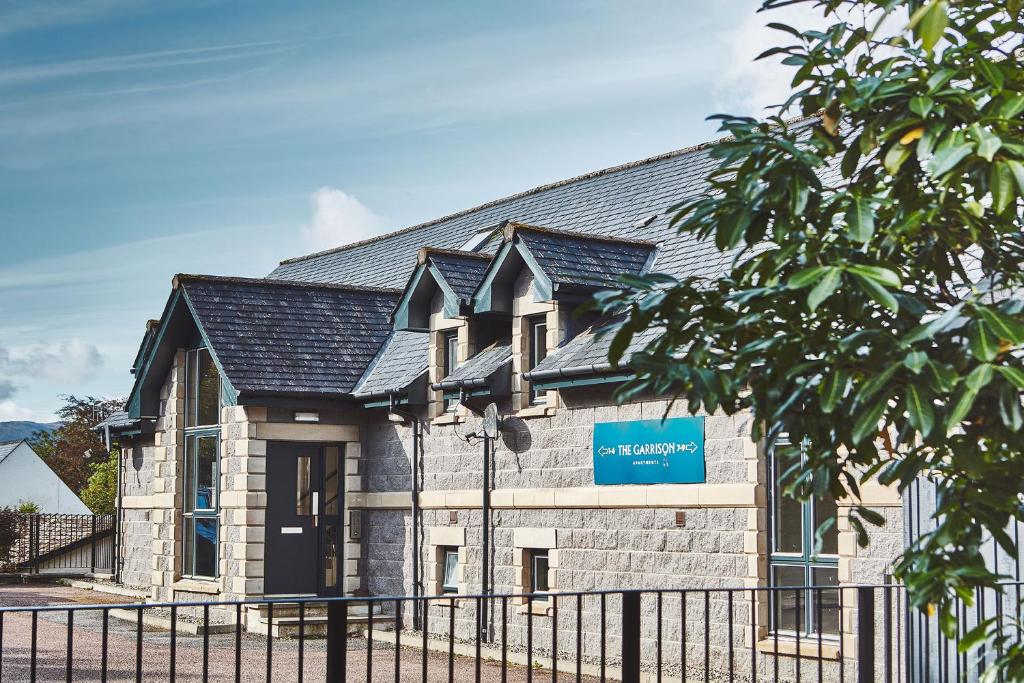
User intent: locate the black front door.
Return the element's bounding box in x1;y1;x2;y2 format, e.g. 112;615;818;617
264;442;343;596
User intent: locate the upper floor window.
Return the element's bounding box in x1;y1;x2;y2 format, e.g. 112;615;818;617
769;435;839;637
528;317;548;405
185;347;221;428
443;331;460;412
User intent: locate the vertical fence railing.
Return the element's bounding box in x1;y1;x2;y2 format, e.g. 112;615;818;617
0;583;1018;682
1;512;113;574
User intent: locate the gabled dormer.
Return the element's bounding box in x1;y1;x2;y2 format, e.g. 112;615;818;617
393;248;492;331
469;222;658;414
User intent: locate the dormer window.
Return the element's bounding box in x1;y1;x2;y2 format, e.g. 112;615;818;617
443;331;460;412
528;317;548;405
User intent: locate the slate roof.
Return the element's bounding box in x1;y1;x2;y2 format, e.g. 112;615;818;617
433;342;512;391
178;275;402;397
352;331;429;398
269;139;734;288
93;411;140;433
512;223;656;292
524;314;662;381
427;249;492;304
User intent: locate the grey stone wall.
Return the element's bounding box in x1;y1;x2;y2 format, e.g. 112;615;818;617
117;439;156;591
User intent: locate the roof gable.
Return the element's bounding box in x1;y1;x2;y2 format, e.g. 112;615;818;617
473;222;657;314
393;248;492;331
128;275;402;416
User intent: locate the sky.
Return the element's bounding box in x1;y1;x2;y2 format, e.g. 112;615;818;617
0;0;813;422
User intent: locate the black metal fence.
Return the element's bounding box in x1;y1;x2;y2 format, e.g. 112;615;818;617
2;582;1007;683
1;513;114;574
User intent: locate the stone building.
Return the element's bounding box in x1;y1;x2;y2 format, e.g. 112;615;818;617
105;137;904;680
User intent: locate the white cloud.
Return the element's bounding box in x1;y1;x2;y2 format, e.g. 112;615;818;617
301;187;387;253
712;4;823;116
0;339;104;386
0;400;36;421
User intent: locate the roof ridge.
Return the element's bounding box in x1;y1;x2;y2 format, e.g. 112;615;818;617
276;133;738;267
173;273;403;296
421;247;493;261
504;221;658;247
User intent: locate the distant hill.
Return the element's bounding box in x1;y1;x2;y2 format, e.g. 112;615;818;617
0;421;59;443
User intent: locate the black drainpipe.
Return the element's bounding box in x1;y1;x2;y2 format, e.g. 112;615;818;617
390;394;423;628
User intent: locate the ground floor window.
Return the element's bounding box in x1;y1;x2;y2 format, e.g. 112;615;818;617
183;430;220;579
441;547;459;594
529;549;550;600
769;434;839;636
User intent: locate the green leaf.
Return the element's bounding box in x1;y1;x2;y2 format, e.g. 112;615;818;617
905;384;935;435
788;266;830;289
975;58;1004;91
946;385;979;431
998;384;1023;431
1005;159;1024;196
995;365;1024;389
854;273;899;313
976;306;1024;345
904;303;965;344
969;124;1002;162
968;321;999;362
884;144;912;175
998;94;1024;120
845;197;875;243
846;264;901;288
852;399;887;444
910;0;948;52
807;268;842;312
820;369;849;414
990;161;1016;213
855;366;898;407
965;364;994;392
904;351;928;374
927;143;972;179
909;96;933;118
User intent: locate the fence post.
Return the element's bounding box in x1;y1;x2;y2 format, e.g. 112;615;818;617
621;591;641;683
857;586;876;683
326;600;348;683
90;515;97;573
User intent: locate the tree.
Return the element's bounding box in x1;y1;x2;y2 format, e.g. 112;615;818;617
0;508;20;571
79;453;118;515
29;395;123;493
596;0;1024;678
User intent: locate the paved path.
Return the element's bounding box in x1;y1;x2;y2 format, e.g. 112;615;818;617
0;584;585;682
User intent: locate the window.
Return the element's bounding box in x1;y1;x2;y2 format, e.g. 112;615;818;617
443;331;460;412
529;550;550;601
769;435;839;636
528;317;548;405
183;432;219;578
441;548;459;594
186;348;221;428
182;347;221;579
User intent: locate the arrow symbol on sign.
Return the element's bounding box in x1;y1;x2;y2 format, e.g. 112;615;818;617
678;441;697;453
598;446;615;456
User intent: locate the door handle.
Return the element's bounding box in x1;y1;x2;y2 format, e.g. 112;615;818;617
312;491;319;528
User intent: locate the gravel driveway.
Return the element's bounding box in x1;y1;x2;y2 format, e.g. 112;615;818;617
0;584;584;682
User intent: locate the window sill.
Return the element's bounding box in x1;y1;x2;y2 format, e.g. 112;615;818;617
516;405;556;419
517;599;554;616
172;578;221;595
756;636;841;660
435;595;463;608
432;412;463;426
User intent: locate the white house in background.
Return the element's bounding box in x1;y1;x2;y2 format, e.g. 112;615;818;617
0;440;91;514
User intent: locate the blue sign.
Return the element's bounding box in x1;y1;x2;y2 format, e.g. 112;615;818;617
592;417;705;485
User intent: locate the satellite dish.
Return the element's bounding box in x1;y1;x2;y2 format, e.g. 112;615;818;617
483;403;499;439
